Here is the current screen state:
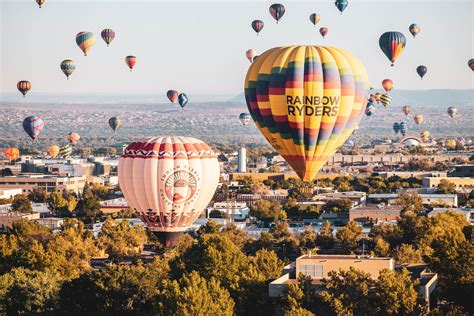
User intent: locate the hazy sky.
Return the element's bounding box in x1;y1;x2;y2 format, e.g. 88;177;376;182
1;0;473;97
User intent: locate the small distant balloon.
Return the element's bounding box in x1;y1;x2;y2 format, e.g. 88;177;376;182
60;60;76;80
447;106;457;118
36;0;45;8
48;145;59;158
335;0;348;14
59;145;72;159
101;28;115;47
309;13;320;26
382;79;393;92
365;103;375;117
379;31;406;66
17;81;31;97
3;148;20;161
374;92;382;103
379;93;392;108
269;3;285;23
76;32;96;56
399;122;407;136
251;20;264;35
409;24;420;37
178;93;188;108
414;114;423;125
66;132;80;145
246;49;257;63
393;122;401;134
469;59;474;71
420;130;430;142
319;27;328;39
167;90;179;103
368;94;376;103
109;117;121;132
416;65;427;79
125;56;137;71
23;116;44;140
402;105;410;116
239;113;251;126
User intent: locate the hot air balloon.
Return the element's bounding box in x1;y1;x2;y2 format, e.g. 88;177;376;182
447;106;457;118
382;79;393;92
393;122;400;134
379;93;392;107
399;122;407;136
59;145;72;159
166;90;179;103
239;113;251;126
47;145;59;158
3;148;20;161
101;28;115;47
420;130;430;142
17;81;31;97
416;65;427;79
409;24;420;37
402;105;410;116
118;136;219;246
246;49;257;63
368;94;376;103
36;0;45;8
335;0;348;14
469;59;474;71
374;92;382;103
75;32;96;56
244;45;370;182
251;20;264;35
23;116;44;140
269;3;285;23
414;114;423;125
379;31;406;66
365;103;375;117
178;93;188;108
446;139;456;150
60;60;76;80
109;117;121;132
319;27;328;39
125;56;136;71
66;132;80;145
309;13;320;26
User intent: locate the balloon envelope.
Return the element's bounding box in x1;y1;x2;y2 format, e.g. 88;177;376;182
118;136;220;235
269;3;285;22
319;27;328;38
310;13;320;26
125;55;137;71
246;49;257;63
36;0;45;8
402;105;410;116
239;113;251;126
335;0;348;14
382;79;393;92
379;93;392;107
379;31;406;66
409;24;420;37
447;106;457;118
469;59;474;71
251;20;264;34
76;32;96;56
416;65;427;79
244;46;369;181
178;93;188;108
59;145;72;159
17;81;31;97
23;116;44;139
167;90;179;103
414;114;423;125
109;117;121;132
48;145;60;158
3;148;20;161
101;28;115;46
66;132;80;145
60;60;76;79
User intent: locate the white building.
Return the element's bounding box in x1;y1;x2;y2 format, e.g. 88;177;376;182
0;188;23;199
238;146;247;173
206;202;250;221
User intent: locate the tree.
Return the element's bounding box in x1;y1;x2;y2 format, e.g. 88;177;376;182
397;192;425;214
160;271;234;316
321;198;353;213
320;267;374;316
1;168;13;177
271;221;292;240
299;226;317;250
374;269;421;315
250;199;281;224
436;179;457;194
27;188;49;203
91;183;109;200
336;221;362;254
393;244;423;265
196;220;222;236
11;194;32;213
48;191;68;215
98;217;148;261
373;236;390;257
221;223;249;249
316;221;335;250
66;194;78;212
77;184;102;221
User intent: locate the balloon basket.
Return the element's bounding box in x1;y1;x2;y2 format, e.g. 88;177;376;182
153;231;184;248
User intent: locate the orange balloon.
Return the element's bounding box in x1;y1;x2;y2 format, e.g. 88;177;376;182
3;148;20;161
382;79;394;92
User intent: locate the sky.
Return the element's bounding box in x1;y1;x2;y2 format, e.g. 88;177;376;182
1;0;473;98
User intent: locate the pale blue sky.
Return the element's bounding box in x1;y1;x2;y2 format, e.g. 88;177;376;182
1;0;473;96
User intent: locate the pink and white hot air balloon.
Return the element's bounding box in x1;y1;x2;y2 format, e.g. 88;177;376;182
118;136;219;246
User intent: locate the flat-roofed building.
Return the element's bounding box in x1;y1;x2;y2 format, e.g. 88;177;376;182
317;191;366;206
0;175;86;194
448;165;474;177
422;176;474;190
378;171;447;179
349;205;403;223
368;193;458;207
0;188;23;199
0;211;40;229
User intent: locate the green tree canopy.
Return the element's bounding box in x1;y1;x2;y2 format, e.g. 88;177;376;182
11;194;32;213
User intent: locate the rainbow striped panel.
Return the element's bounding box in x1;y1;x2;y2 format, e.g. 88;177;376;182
101;28;115;46
76;32;96;56
244;46;369;181
22;116;44;139
379;31;406;66
17;80;31;97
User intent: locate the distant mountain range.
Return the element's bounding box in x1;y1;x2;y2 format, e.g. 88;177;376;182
230;89;474;108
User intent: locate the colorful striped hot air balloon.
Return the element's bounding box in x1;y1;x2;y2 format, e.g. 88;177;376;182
251;20;264;35
167;90;179;103
365;102;375;117
118;136;219;246
447;106;458;118
76;32;96;56
3;148;20;161
66;132;80;145
239;113;251;126
269;3;285;23
379;31;406;66
409;24;420;37
420;130;430;142
399;122;407;136
36;0;45;8
309;13;320;26
402;105;410;116
244;46;370;181
60;60;76;80
101;28;115;47
469;59;474;71
246;49;257;63
109;117;121;132
48;145;59;158
374;92;382;103
23;116;44;139
17;81;31;97
379;93;392;107
382;79;393;92
319;27;328;39
59;145;72;159
125;55;137;71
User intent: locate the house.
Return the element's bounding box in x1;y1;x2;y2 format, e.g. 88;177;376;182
349;204;403;223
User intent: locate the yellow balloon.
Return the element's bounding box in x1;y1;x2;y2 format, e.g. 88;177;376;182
48;145;60;158
245;46;369;181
